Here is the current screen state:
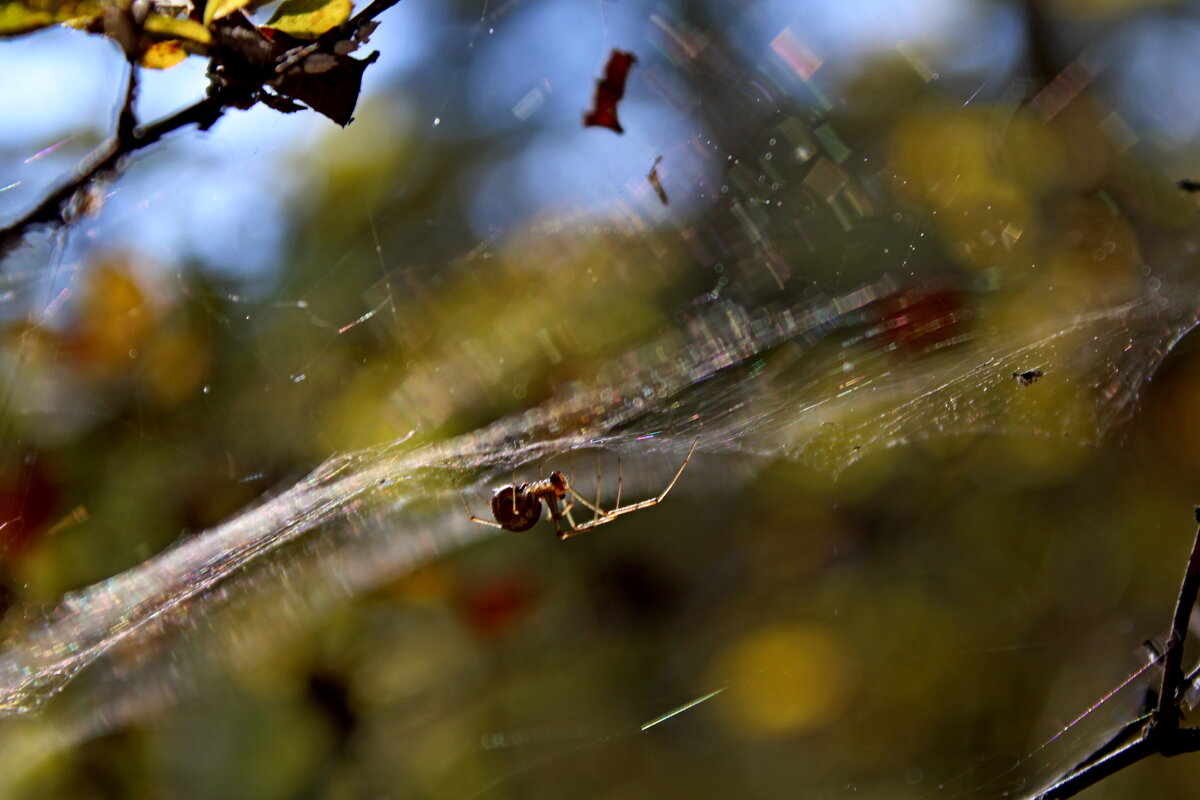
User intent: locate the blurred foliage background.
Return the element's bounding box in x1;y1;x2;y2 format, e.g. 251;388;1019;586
4;0;1200;798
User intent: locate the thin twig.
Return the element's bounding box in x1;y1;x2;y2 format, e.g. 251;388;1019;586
341;0;402;35
1156;507;1200;723
0;80;232;258
1037;736;1155;800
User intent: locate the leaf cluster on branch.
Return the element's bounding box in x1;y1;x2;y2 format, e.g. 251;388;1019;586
0;0;398;256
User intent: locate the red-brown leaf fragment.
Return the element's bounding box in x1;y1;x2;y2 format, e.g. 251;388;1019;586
584;49;636;134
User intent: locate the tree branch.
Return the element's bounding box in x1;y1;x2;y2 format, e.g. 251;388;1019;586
1032;509;1200;799
0;74;234;259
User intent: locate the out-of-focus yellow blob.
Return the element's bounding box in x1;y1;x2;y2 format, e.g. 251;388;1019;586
888;106;1076;269
1152;357;1200;473
142;325;210;406
0;719;70;797
299;99;412;242
391;225;678;431
710;622;853;737
1042;196;1142;306
319;366;406;451
388;563;456;606
73;258;155;373
891;108;1066;205
890;108;993;209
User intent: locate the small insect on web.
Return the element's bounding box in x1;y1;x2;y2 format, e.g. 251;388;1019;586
465;440;697;539
1012;369;1044;387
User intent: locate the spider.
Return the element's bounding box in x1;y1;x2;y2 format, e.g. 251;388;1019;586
466;440;697;540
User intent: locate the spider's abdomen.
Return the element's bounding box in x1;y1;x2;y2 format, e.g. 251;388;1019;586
491;485;542;532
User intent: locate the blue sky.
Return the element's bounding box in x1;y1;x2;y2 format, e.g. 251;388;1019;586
1;0;1197;296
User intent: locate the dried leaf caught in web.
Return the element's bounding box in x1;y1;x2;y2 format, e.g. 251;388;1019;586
584;49;636;134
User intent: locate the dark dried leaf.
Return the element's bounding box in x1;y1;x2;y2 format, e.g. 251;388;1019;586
273;49;378;126
584;49;635;134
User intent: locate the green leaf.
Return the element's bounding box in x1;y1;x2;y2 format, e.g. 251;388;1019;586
202;0;250;27
0;0;100;36
144;12;211;44
265;0;350;38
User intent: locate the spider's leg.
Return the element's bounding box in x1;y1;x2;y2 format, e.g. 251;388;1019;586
461;493;504;529
563;500;579;530
583;496;661;521
615;454;623;510
575;439;699;524
567;486;607;516
653;438;698;502
593;454;603;524
546;494;569;538
560;512;619;538
560;440;699;538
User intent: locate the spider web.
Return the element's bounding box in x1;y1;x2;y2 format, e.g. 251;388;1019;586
0;0;1199;796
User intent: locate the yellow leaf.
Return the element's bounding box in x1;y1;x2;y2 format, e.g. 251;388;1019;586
144;12;211;43
266;0;350;38
141;39;187;68
0;3;51;34
0;0;99;36
60;14;96;29
202;0;250;27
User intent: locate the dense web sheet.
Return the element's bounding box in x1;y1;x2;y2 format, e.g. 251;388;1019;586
1;0;1200;795
0;272;1193;752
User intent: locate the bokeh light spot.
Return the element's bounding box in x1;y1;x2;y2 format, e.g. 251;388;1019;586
711;622;854;737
